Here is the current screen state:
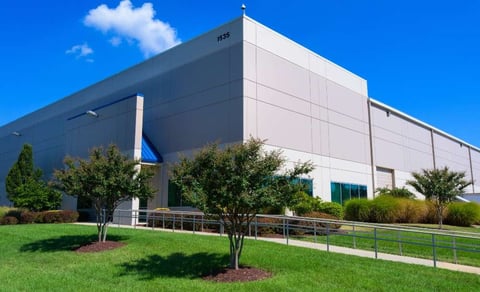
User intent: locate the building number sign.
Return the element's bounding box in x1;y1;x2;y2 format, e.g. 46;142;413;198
217;32;230;42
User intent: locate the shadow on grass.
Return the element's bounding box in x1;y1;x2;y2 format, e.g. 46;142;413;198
119;252;229;280
20;234;128;252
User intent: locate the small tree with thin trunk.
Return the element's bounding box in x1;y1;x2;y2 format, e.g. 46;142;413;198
406;167;472;229
53;144;155;242
171;138;313;270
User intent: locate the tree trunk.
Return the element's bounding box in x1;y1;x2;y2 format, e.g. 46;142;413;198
437;204;444;229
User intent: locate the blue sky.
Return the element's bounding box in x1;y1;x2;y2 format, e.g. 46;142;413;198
1;1;479;145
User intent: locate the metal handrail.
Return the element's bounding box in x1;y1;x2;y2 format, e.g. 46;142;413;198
111;209;480;268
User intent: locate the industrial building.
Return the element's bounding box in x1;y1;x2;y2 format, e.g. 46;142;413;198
1;15;479;212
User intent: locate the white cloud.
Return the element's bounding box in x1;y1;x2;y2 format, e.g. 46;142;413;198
84;0;181;58
109;36;122;47
66;43;94;61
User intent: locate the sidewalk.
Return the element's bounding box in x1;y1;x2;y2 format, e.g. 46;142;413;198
81;223;480;275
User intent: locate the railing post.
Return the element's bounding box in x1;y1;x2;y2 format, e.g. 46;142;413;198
374;227;378;259
352;224;356;249
181;213;184;231
313;221;317;244
254;216;258;240
172;214;176;232
286;218;289;246
162;213;165;229
398;230;403;256
193;215;196;234
326;222;330;252
134;210;137;229
453;236;457;264
432;233;437;268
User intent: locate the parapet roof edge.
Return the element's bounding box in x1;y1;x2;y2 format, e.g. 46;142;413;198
369;97;480;153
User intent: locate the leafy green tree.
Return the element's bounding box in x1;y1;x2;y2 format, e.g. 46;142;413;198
406;167;472;228
5;144;61;211
375;187;415;199
53;144;155;242
171;138;313;270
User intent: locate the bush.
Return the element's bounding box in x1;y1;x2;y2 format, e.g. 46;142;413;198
344;199;372;222
317;202;343;219
255;217;284;236
40;210;79;223
420;200;442;224
291;192;322;216
0;206;13;218
0;216;18;225
19;211;39;224
370;195;401;223
445;202;480;227
396;199;428;223
5;208;27;221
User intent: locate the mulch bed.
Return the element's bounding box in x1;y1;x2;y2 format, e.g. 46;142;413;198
74;241;271;282
75;241;126;253
203;266;272;282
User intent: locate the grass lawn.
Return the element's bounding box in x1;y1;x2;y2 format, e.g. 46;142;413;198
290;223;480;267
1;224;479;291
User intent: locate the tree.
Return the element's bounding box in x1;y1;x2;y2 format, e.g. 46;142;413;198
375;187;415;199
406;167;472;228
171;138;313;270
53;144;155;242
5;144;61;211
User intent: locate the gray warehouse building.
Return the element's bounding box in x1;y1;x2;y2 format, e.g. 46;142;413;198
1;15;479;211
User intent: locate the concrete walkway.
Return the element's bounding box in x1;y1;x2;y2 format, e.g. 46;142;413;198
81;223;480;275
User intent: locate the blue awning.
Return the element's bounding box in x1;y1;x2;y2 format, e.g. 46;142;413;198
142;134;162;163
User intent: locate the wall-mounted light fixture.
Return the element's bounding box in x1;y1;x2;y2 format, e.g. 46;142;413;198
86;110;99;118
11;131;21;136
386;110;390;117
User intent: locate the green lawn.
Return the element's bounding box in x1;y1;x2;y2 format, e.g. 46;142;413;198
288;223;480;267
1;224;479;291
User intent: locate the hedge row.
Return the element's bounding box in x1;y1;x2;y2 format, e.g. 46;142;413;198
0;209;79;225
344;196;480;226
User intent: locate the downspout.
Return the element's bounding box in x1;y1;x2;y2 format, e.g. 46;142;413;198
468;146;475;193
430;129;436;169
367;98;376;198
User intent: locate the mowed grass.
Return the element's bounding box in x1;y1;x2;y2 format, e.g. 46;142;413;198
1;224;479;291
291;223;480;267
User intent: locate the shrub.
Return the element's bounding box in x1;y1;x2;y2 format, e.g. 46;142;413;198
376;187;415;199
370;195;400;223
39;210;79;223
19;211;39;224
60;210;79;223
0;216;18;225
445;202;480;227
294;212;342;233
5;208;27;221
344;199;372;222
420;200;443;224
0;206;13;218
317;202;343;219
255;217;284;236
291;192;322;216
41;211;63;223
396;199;428;223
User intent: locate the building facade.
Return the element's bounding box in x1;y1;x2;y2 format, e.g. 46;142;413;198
1;16;479;210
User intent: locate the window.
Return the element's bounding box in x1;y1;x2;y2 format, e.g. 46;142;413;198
293;178;313;196
331;182;367;205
